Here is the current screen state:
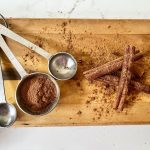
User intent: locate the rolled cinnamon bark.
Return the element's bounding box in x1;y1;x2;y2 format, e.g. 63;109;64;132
118;46;135;111
99;75;150;94
83;52;142;81
113;46;132;110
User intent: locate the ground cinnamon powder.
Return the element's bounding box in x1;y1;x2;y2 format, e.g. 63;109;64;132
20;74;56;112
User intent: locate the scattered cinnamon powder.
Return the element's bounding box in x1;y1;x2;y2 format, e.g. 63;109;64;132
77;110;82;115
93;108;97;112
108;25;111;29
61;22;67;28
61;22;67;34
67;31;74;51
86;100;90;104
22;50;39;67
34;40;43;48
76;82;80;87
20;74;57;112
92;118;95;121
78;59;83;65
112;51;122;57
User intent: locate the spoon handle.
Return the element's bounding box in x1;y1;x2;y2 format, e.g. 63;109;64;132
0;24;51;60
0;57;6;103
0;35;27;78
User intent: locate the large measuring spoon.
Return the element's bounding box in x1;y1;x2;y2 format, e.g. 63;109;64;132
0;35;60;115
0;56;17;127
0;24;77;80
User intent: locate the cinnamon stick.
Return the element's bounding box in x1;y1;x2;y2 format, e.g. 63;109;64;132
113;46;131;109
99;75;150;94
118;46;135;111
83;50;140;75
83;52;142;81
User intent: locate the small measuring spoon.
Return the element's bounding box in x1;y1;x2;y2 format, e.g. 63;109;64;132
0;13;16;127
0;35;60;115
0;57;17;127
0;24;77;80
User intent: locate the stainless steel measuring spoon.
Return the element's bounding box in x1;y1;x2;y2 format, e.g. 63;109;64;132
0;35;60;115
0;56;17;127
0;24;77;80
0;13;17;127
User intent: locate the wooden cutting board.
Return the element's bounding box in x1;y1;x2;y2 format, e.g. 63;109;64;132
1;19;150;127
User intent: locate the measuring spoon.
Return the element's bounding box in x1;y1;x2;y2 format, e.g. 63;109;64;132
0;35;60;115
0;13;17;127
0;24;77;80
0;56;17;127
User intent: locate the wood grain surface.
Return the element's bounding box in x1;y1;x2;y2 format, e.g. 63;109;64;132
1;19;150;127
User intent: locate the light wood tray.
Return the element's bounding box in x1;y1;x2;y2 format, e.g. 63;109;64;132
1;19;150;127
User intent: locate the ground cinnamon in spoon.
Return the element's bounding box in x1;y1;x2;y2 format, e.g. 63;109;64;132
20;74;56;112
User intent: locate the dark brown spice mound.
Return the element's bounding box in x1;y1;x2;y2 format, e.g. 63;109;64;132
20;75;56;112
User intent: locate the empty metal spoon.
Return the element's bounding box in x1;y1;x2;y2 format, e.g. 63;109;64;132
0;24;77;80
0;14;16;127
0;35;60;115
0;57;17;127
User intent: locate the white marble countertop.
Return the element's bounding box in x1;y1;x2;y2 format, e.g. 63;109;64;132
1;0;150;19
0;0;150;150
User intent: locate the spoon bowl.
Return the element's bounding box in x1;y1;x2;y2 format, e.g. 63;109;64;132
0;103;17;127
49;52;77;80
